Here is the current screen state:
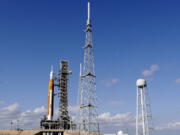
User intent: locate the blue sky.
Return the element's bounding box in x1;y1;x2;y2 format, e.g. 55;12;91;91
0;0;180;134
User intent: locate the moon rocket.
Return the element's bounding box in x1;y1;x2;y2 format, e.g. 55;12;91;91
47;66;54;121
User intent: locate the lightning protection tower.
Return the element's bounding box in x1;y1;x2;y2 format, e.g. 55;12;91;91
136;79;153;135
79;2;99;135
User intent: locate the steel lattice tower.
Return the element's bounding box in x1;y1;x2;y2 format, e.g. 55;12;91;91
79;2;99;135
58;61;72;129
136;79;153;135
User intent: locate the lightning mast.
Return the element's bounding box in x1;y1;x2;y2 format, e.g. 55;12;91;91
136;79;153;135
79;2;99;135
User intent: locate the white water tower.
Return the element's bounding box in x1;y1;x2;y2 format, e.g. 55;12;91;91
136;79;153;135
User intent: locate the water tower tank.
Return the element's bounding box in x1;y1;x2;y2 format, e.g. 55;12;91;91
136;79;147;88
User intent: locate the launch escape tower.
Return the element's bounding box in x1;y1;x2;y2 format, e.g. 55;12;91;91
41;61;75;130
79;2;99;135
136;79;153;135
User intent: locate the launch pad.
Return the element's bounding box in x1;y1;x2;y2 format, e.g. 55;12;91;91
0;2;101;135
40;61;75;130
0;129;101;135
39;2;98;133
0;129;78;135
40;119;63;129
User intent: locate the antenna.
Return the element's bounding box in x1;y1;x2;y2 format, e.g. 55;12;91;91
87;2;91;25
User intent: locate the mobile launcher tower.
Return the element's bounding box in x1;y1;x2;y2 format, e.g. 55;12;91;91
40;61;75;130
136;79;153;135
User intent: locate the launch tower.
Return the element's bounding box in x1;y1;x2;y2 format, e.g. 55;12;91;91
41;61;75;130
57;61;72;129
79;2;99;135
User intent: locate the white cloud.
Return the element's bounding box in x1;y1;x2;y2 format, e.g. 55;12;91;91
2;103;180;135
142;64;159;77
0;103;79;129
0;103;20;118
0;103;46;129
34;106;46;114
17;106;46;129
0;102;135;133
98;112;180;134
0;103;21;128
98;112;135;133
103;78;120;87
98;112;135;125
156;122;180;130
176;78;180;83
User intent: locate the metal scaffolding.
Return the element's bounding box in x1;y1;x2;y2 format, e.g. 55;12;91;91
79;2;99;135
58;60;72;129
41;61;76;130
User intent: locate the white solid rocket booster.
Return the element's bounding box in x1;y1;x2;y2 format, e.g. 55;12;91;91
47;66;54;121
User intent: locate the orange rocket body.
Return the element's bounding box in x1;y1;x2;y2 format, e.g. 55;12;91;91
47;68;54;121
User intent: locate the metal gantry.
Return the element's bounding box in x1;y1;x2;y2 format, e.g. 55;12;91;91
136;79;153;135
79;2;99;135
58;60;72;129
41;61;76;130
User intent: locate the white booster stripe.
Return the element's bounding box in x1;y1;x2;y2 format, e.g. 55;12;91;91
47;90;53;120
